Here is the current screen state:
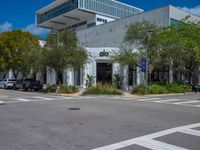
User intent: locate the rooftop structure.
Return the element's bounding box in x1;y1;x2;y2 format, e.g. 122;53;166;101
36;0;143;31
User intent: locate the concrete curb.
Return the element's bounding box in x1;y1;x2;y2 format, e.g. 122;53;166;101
46;91;195;98
122;92;194;98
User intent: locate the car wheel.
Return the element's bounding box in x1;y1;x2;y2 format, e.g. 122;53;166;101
23;85;27;91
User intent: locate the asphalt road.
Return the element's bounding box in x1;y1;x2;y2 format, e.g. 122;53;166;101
0;89;200;150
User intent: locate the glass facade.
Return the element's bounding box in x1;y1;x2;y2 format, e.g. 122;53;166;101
80;0;142;18
37;0;78;24
37;0;143;24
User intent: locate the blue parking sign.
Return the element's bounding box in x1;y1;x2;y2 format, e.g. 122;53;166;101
141;58;147;72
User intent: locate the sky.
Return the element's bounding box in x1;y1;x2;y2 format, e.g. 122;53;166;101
0;0;200;37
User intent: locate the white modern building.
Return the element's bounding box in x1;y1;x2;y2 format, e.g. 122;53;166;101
36;0;143;31
36;0;200;89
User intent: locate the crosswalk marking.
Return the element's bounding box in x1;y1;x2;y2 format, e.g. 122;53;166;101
180;128;200;137
137;97;162;101
0;100;5;104
173;100;199;105
33;96;54;100
153;99;183;103
136;139;188;150
136;97;200;108
92;122;200;150
15;98;32;102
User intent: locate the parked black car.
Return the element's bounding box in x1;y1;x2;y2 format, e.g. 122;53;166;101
13;78;41;91
191;84;200;93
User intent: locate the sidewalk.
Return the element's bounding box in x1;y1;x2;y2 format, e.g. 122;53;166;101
0;90;5;96
123;91;188;97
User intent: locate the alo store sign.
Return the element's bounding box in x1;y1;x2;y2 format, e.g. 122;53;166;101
99;50;109;57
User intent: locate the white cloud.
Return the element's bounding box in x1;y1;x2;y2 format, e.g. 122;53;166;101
0;22;12;32
23;24;50;36
180;5;200;17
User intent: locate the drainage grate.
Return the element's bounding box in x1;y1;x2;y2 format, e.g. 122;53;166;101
68;108;81;110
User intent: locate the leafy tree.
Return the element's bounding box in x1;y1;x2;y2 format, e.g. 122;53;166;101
124;21;158;49
150;17;200;84
42;28;88;81
110;21;159;87
110;50;140;66
0;30;41;78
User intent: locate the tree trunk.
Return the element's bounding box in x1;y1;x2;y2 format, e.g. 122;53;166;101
169;58;173;84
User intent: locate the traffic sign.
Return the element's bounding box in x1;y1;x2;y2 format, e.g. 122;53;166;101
141;58;147;72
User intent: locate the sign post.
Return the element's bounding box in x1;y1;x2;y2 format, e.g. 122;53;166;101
141;58;147;72
141;58;148;93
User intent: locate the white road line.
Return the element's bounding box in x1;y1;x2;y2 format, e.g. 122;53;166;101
153;99;183;103
0;100;5;104
173;101;199;105
136;139;188;150
137;98;162;101
179;129;200;137
92;122;200;150
15;98;32;102
33;96;54;100
0;96;8;98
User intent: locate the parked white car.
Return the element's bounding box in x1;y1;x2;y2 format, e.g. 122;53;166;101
0;78;16;89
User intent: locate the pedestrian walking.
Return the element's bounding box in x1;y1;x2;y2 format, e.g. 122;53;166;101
54;79;61;96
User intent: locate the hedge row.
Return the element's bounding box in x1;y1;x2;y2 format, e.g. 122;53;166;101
132;84;191;95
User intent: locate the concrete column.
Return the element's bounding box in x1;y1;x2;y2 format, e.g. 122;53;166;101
112;63;120;84
8;69;13;78
63;68;68;85
47;68;56;85
136;67;140;86
122;65;129;91
93;61;97;85
65;67;74;86
36;72;42;82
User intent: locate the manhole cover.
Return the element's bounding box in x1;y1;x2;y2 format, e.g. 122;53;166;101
68;108;81;110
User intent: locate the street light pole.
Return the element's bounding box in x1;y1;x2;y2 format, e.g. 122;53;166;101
145;35;148;94
145;30;153;94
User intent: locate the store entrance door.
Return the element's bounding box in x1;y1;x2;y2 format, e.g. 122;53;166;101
96;62;112;84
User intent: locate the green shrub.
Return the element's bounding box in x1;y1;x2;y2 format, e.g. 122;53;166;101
149;85;169;94
132;85;146;95
132;84;190;95
44;85;56;93
60;85;79;94
83;84;123;95
166;84;190;93
85;74;95;88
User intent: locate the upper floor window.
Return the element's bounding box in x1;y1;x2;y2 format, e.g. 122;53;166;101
97;18;107;23
87;22;96;28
